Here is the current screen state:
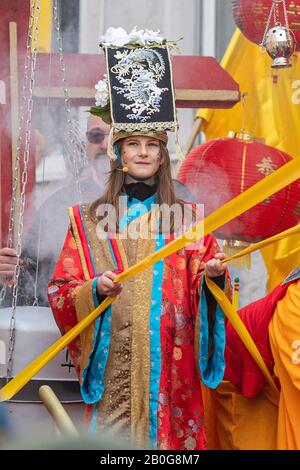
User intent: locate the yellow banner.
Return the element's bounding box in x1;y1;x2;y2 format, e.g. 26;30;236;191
31;0;52;53
205;275;279;395
223;223;300;265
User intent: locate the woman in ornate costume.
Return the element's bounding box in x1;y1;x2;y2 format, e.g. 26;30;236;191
48;28;230;450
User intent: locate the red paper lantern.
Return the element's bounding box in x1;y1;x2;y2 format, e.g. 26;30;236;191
178;134;300;243
232;0;300;51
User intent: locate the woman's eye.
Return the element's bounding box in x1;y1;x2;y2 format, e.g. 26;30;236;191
128;142;137;146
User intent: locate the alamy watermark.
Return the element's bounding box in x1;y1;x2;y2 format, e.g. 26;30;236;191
96;198;205;249
291;80;300;104
291;339;300;365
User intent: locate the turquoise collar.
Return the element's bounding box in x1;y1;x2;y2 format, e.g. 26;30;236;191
281;266;300;286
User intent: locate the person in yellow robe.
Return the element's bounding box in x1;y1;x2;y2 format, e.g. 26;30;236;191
203;267;300;450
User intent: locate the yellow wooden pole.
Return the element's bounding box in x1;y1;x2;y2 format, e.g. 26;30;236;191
39;385;78;436
183;117;203;157
232;277;240;311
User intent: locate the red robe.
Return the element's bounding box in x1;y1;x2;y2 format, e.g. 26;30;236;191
224;282;290;397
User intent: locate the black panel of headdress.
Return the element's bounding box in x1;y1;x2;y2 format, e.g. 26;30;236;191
106;46;175;126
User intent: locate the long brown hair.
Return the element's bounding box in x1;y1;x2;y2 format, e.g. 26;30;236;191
89;141;187;232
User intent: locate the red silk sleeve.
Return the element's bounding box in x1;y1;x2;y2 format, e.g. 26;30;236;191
47;227;86;373
224;283;289;397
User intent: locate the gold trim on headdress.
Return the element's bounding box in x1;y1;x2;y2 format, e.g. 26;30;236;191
107;130;168;162
113;130;168;145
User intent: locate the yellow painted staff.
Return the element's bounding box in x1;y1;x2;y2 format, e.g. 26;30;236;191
1;158;300;401
232;277;240;311
222;223;300;265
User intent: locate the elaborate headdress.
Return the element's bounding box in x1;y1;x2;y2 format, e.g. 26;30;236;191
89;27;181;162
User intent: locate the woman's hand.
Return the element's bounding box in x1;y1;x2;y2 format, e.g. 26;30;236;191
0;247;17;280
96;271;122;297
204;252;227;278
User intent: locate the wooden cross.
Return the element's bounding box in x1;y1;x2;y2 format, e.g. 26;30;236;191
0;0;240;244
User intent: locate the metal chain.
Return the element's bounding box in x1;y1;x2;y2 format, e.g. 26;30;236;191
274;0;280;25
6;0;41;380
0;1;37;308
241;92;248;133
34;1;87;303
261;2;276;47
0;285;6;306
272;1;292;40
52;0;86;203
282;0;292;38
32;50;54;307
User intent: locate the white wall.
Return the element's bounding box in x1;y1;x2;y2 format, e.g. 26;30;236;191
80;0;201;55
201;0;216;56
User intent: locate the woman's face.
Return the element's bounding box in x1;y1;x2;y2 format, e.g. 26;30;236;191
120;135;162;180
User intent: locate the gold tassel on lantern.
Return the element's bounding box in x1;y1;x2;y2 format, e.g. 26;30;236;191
232;277;240;311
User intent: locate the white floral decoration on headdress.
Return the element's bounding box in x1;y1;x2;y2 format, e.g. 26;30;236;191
99;26;165;48
99;27;130;47
95;75;109;107
127;27;164;46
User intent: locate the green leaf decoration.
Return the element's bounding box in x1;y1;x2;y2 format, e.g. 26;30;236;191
89;105;112;124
